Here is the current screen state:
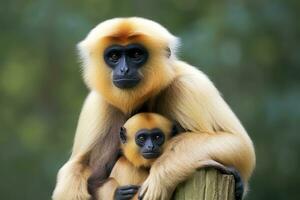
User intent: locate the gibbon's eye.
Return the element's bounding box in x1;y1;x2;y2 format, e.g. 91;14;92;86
128;48;144;60
138;135;145;143
104;45;124;66
108;51;121;63
151;129;165;146
135;130;150;147
154;135;161;140
126;44;148;65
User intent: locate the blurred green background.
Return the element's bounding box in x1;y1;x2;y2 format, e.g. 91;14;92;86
1;0;299;199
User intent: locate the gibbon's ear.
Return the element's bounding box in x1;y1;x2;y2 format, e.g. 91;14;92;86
166;47;171;58
171;123;179;136
171;122;186;136
119;127;127;144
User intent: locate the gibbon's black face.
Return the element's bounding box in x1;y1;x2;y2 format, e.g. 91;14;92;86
104;44;149;89
119;127;165;159
135;128;165;159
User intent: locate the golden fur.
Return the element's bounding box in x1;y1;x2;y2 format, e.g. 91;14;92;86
52;17;255;200
77;18;178;114
97;157;148;200
122;113;173;168
96;113;173;200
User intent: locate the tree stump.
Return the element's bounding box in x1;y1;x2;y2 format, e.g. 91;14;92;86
173;168;235;200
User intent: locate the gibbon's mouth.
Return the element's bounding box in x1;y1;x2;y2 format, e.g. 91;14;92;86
113;78;141;89
142;152;160;159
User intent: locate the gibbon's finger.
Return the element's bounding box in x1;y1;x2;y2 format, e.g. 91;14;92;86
196;158;245;200
199;160;244;200
119;188;139;195
115;189;137;200
138;177;162;200
118;185;140;191
223;166;244;200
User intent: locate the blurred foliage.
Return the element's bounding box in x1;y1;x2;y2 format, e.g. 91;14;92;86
0;0;299;199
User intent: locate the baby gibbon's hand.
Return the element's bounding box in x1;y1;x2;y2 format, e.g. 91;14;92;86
115;185;140;200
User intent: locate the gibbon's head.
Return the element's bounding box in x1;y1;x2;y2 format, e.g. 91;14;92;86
78;17;180;114
119;113;178;168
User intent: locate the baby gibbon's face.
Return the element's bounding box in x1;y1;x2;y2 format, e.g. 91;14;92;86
134;128;165;159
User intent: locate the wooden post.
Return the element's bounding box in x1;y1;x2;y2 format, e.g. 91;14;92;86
173;168;235;200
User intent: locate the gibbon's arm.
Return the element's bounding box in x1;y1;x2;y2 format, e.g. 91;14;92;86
53;91;116;200
96;178;119;200
97;157;146;200
109;157;149;186
139;61;255;200
52;158;92;200
71;91;113;157
95;176;140;200
97;178;141;200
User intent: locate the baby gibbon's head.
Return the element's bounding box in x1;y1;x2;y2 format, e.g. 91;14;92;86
119;113;177;168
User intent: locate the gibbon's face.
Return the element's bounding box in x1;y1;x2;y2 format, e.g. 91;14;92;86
135;128;165;159
119;127;165;159
78;18;179;113
120;113;177;167
103;43;149;89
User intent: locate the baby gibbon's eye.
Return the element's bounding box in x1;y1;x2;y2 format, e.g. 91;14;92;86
138;135;145;143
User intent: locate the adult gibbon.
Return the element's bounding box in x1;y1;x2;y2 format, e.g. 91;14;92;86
52;17;255;200
95;113;176;200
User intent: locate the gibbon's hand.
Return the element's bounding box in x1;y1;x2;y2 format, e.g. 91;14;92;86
206;164;244;200
139;166;244;200
114;185;140;200
138;170;171;200
216;166;244;200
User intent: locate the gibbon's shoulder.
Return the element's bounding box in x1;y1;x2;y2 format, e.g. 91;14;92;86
172;60;218;92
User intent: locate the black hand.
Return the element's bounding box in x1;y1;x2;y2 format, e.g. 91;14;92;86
228;167;244;200
114;185;140;200
218;166;244;200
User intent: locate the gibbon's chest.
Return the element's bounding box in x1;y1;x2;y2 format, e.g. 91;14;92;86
131;94;185;132
131;92;166;117
110;157;149;186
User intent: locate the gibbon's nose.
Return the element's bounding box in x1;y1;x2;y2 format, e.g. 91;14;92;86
145;140;154;151
119;58;129;75
147;145;154;150
120;66;129;74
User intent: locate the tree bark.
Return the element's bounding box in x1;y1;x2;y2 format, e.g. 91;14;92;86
173;168;235;200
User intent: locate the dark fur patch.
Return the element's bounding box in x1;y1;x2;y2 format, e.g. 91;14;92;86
87;106;126;200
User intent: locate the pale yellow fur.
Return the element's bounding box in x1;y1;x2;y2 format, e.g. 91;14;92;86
96;113;173;200
98;157;148;200
52;17;255;200
77;18;178;114
52;157;91;200
138;61;255;199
